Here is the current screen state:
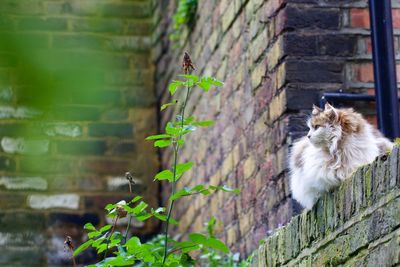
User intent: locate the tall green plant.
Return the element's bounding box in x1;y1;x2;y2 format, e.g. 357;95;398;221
72;53;248;267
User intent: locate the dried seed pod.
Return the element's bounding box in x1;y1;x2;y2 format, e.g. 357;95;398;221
64;235;74;251
116;205;128;218
125;171;135;193
182;52;195;74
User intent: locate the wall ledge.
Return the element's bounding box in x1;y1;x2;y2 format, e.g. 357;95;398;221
251;145;400;266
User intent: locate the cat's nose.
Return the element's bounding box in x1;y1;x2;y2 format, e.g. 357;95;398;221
307;134;311;139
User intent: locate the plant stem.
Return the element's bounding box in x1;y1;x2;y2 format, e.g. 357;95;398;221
162;82;191;266
104;216;119;260
69;248;77;267
167;244;198;256
123;215;133;244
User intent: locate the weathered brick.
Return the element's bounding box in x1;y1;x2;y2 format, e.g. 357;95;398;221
0;212;45;233
84;195;131;210
106;36;151;52
17;17;67;31
28;194;80;209
102;2;152;18
350;8;370;28
285;6;340;30
126;20;153;36
52;34;104;50
286;59;344;83
80;159;132;174
88;123;133;137
57;140;106;155
19;157;76;174
0;156;16;171
0;0;44;15
0;176;47;191
243;155;257;179
70;18;124;33
112;142;136;155
286;87;320;111
50;106;102;121
0;247;45;266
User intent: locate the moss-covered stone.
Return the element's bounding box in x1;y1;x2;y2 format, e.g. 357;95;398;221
251;146;400;266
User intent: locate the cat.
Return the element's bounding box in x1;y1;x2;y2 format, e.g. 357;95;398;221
289;103;393;209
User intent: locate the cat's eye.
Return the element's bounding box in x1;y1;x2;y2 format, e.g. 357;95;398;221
314;125;320;130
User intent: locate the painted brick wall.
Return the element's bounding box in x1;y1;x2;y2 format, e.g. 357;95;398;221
251;146;400;266
154;0;400;259
0;0;158;266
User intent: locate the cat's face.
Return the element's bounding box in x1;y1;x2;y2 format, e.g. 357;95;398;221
306;104;341;148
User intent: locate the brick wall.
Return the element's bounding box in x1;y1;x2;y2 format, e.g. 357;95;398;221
0;0;158;266
154;0;400;259
251;146;400;266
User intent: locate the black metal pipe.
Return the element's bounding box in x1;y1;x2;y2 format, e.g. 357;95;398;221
369;0;400;140
320;93;375;108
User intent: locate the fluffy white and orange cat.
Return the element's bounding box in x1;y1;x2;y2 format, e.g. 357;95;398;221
289;103;393;209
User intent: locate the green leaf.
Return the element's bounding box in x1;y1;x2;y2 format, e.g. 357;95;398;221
99;224;112;233
169;218;179;225
192;120;215;127
154;139;172;148
168;80;185;95
73;239;94;256
189;233;207;244
160;100;178;111
169;184;210;201
197;77;224;92
105;203;116;212
207;217;216;237
154;169;174;182
153;212;167;222
84;223;96;231
131;196;142;203
165;122;181;135
97;243;108;253
136;213;153;221
209;185;241;194
176;162;194;177
170;188;191;201
191;184;205;191
145;134;171;140
177;139;185;146
203;237;230;253
126;236;141;249
173;241;200;253
133;201;148;214
203;76;224;87
178;74;200;82
88;231;101;239
197;80;211;92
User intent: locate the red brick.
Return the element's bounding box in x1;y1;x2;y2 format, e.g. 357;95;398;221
392;9;400;28
350;8;370;28
356;63;374;83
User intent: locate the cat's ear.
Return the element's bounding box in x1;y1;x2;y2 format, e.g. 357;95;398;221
324;103;335;111
312;104;322;115
325;103;338;121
